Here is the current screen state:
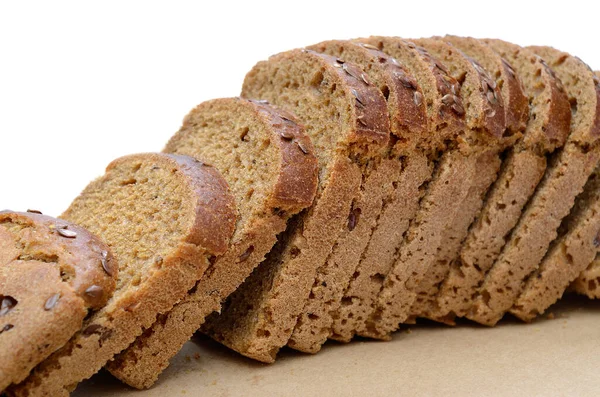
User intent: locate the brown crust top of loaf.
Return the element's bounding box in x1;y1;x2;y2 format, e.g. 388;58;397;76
483;39;571;152
106;153;235;256
242;49;390;154
411;38;506;141
244;99;319;208
444;36;529;137
528;46;600;146
308;40;428;154
360;36;465;155
0;211;117;309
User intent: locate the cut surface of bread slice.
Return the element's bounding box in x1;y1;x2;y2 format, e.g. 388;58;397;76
511;164;600;320
434;39;571;321
284;40;429;353
571;72;600;300
353;37;506;339
10;153;235;396
202;49;389;363
106;98;318;388
329;36;468;342
468;47;600;326
0;211;116;392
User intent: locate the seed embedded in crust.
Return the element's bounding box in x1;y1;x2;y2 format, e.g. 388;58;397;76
452;101;465;116
0;296;18;316
357;115;368;127
296;140;310;155
279;130;295;140
486;90;498;105
85;285;103;299
351;89;365;106
100;250;113;277
441;94;455;106
594;233;600;248
0;324;13;334
26;209;42;214
396;72;417;90
413;91;423;107
124;302;141;313
238;245;255;262
361;73;371;86
44;293;60;311
57;227;77;238
359;42;379;51
255;99;269;104
348;208;361;231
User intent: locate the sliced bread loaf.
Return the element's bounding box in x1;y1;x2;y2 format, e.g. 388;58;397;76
0;211;116;392
434;39;571;321
106;98;318;388
10;153;236;396
468;47;600;326
202;49;390;363
511;162;600;320
284;40;429;353
406;37;510;323
330;36;465;342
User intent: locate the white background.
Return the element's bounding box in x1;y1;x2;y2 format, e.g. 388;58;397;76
1;0;599;216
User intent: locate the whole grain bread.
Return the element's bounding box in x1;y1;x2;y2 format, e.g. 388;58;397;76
434;39;571;321
468;47;600;326
0;211;116;392
202;49;389;363
10;153;236;396
354;37;506;339
511;163;600;320
330;36;465;342
284;40;429;354
106;98;318;388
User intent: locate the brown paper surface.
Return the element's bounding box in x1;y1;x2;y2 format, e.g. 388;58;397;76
74;295;600;396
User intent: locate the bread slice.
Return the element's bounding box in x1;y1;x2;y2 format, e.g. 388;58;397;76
201;49;390;363
328;36;464;342
511;163;600;320
570;72;600;300
10;153;236;396
433;39;571;321
283;40;429;353
0;211;116;392
468;47;600;326
106;98;318;388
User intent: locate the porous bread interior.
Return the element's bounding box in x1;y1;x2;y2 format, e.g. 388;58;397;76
166;99;280;237
488;40;563;152
62;157;196;298
242;54;355;187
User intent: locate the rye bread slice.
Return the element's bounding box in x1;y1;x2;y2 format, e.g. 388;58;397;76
106;98;318;388
406;37;511;323
10;153;236;396
0;211;116;392
511;163;600;320
468;47;600;326
570;72;600;300
201;49;390;363
434;39;571;321
284;40;429;354
329;36;465;342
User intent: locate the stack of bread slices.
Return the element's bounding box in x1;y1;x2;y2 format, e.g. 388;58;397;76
1;36;599;396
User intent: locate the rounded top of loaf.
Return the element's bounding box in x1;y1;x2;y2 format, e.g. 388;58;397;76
241;48;390;167
444;35;529;139
484;39;572;153
166;97;318;216
308;40;428;156
528;46;600;147
0;210;117;309
411;38;507;151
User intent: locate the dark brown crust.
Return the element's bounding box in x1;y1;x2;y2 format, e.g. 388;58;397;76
107;154;236;256
246;98;319;208
307;50;390;149
107;99;318;388
0;212;116;391
444;36;529;137
0;211;117;309
12;153;236;396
